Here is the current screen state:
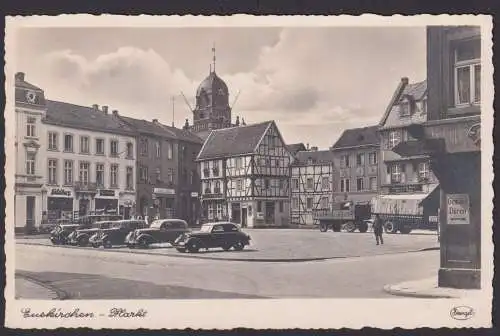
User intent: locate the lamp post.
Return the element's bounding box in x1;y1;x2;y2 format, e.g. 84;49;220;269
41;186;47;226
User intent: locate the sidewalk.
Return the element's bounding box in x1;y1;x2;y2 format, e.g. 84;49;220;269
383;277;481;299
15;275;61;300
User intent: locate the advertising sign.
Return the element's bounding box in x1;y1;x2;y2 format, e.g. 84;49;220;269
446;194;470;225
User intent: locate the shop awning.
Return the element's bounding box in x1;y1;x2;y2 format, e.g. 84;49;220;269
377;184;439;205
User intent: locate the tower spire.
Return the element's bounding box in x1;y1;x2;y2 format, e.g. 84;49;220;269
211;42;216;73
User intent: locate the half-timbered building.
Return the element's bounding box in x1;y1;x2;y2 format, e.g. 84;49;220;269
197;120;292;227
290;148;335;227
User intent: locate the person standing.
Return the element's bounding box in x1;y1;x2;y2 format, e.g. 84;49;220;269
373;214;384;245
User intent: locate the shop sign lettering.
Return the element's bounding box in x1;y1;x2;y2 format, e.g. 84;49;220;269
99;190;115;197
447;194;470;225
51;188;71;197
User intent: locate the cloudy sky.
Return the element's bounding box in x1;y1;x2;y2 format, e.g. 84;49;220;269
16;27;426;148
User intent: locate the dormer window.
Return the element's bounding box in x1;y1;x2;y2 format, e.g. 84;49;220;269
399;101;411;117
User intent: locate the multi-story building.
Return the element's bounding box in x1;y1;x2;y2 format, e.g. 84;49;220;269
378;78;439;197
14;72;47;233
197;120;292;227
118;117;203;225
330;126;381;204
42;102;137;223
393;26;482;288
290;148;335;227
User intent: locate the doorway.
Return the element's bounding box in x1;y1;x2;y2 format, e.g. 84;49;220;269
26;196;35;231
79;199;89;216
265;201;275;224
241;208;248;228
231;203;241;224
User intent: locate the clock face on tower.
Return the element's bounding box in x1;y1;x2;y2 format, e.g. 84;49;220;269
25;90;37;104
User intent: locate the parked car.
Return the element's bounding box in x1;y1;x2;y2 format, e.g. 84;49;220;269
49;223;81;245
89;219;148;248
67;221;114;247
125;219;190;248
173;222;251;253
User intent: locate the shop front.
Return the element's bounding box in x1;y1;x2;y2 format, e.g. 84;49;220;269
46;187;74;222
153;187;176;219
95;189;119;215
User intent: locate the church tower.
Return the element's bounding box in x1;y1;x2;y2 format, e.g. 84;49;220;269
190;45;232;140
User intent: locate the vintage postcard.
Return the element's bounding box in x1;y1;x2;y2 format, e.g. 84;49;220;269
4;14;494;329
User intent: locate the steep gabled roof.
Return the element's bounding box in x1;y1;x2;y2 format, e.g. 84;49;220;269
379;79;427;127
197;121;273;160
120;116;177;138
292;150;336;165
287;143;307;154
159;124;204;144
331;125;380;150
44;100;135;136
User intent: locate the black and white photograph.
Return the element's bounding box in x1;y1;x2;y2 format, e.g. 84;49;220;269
4;15;493;329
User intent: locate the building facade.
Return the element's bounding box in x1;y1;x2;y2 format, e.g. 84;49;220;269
42;101;137;223
119;117;203;225
197;121;292;227
290;149;335;227
330;126;381;204
378;78;440;198
14;72;47;233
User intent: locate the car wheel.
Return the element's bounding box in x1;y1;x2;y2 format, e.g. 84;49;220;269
233;241;245;251
399;226;412;234
78;236;89;247
127;244;135;249
176;248;186;253
138;238;149;249
384;221;398;234
319;223;328;232
187;240;200;253
332;224;341;232
358;222;368;233
103;240;112;248
222;243;231;251
91;243;99;248
344;221;356;232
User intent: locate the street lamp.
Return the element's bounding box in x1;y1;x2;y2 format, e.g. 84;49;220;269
41;186;47;226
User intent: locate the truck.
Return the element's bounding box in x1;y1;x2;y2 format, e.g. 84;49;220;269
313;201;372;233
370;193;439;234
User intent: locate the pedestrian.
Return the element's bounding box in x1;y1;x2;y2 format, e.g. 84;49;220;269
373;214;384;245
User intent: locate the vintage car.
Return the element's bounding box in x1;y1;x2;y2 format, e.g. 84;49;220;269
173;222;251;253
67;221;115;247
89;219;148;248
49;223;81;245
125;219;190;248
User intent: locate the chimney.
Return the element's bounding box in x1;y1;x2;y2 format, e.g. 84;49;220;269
152;118;158;124
112;110;119;116
15;72;25;81
183;118;190;130
306;143;310;150
92;104;99;111
242;118;246;126
310;146;318;151
102;105;109;114
401;77;409;85
235;116;240;126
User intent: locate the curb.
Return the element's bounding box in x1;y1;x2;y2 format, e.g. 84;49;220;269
17;240;440;263
382;284;457;299
16;273;69;300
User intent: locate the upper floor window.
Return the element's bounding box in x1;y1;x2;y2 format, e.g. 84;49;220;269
390;164;402;183
389;130;401;149
80;136;90;154
236;179;243;191
399;101;411;117
48;159;58;185
64;134;73;152
139;166;149;183
292;178;299;190
306;198;313;210
454;39;481;106
48;132;58;151
96;138;105;155
235;157;243;169
126;142;134;159
155;141;161;158
340;155;350;168
79;161;90;184
321;176;330;189
418;162;430;181
356;178;364;191
64;160;73;185
26;117;36;137
166;142;173;160
140;138;148;156
368;152;378;165
356;153;365;166
26;153;36;175
96;163;105;187
340;179;350;193
306;178;314;189
126;166;134;190
110;140;119;157
110;164;119;187
291;197;299;210
264;179;270;189
369;176;378;191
